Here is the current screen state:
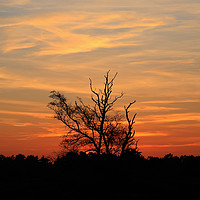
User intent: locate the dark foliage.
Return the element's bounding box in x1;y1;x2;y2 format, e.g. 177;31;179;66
0;153;200;199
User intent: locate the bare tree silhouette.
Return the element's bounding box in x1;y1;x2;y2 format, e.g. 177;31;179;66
48;71;137;156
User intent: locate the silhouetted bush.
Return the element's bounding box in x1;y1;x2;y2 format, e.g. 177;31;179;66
0;153;200;199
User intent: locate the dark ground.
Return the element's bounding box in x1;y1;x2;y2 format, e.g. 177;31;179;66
0;151;200;199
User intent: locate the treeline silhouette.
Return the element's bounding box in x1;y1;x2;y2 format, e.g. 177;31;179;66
0;151;200;199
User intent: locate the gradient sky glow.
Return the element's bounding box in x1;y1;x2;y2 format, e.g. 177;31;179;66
0;0;200;157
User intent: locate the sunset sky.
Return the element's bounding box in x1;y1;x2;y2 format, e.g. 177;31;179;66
0;0;200;157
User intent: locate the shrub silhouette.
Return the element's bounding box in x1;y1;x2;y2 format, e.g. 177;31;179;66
0;153;200;198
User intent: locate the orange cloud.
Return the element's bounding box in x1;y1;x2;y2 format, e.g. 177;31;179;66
140;142;200;148
0;99;45;107
0;110;52;119
0;0;30;6
0;11;166;55
138;113;200;124
0;67;89;93
141;100;200;104
117;105;181;112
2;39;35;53
136;131;168;137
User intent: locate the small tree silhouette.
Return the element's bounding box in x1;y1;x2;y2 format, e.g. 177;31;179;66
48;71;138;156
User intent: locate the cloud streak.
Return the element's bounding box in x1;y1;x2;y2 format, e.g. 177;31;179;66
0;0;30;6
0;110;52;119
138;113;200;124
0;11;166;55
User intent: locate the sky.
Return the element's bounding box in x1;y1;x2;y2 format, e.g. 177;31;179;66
0;0;200;157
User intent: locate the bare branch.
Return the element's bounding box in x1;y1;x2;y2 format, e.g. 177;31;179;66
48;71;138;156
124;100;136;126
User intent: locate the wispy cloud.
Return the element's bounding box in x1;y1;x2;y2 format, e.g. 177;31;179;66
0;67;89;93
138;113;200;124
141;100;200;104
0;99;45;107
140;142;200;148
0;11;165;55
0;110;52;119
36;126;66;138
136;131;168;137
0;0;30;6
117;105;181;112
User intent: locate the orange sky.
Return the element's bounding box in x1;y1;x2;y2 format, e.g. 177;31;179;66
0;0;200;157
